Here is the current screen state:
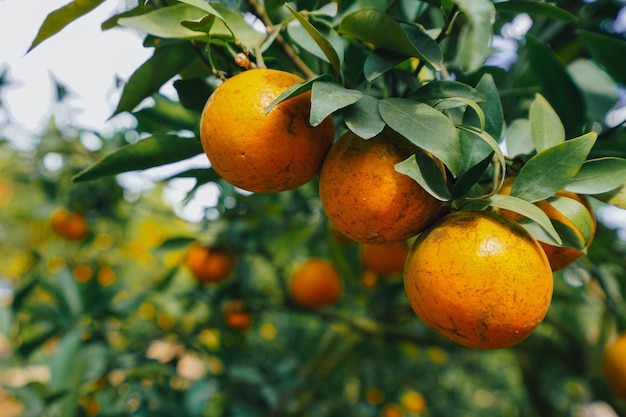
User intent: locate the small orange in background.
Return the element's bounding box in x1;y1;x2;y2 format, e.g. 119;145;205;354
360;241;410;276
222;300;252;331
50;208;89;241
404;210;553;350
319;129;444;244
200;68;335;193
185;244;235;283
602;331;626;399
289;258;342;310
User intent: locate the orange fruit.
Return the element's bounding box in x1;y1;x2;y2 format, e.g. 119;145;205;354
289;258;342;310
381;404;404;417
50;208;89;241
360;241;410;276
199;68;335;193
500;179;596;271
185;244;235;283
319;129;443;244
404;210;553;349
222;300;252;331
602;332;626;399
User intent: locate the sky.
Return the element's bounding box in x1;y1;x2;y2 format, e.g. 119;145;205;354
0;0;216;222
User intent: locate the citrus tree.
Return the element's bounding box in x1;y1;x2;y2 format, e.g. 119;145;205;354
4;0;626;416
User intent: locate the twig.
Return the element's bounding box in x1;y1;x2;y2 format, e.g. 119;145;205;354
245;0;317;79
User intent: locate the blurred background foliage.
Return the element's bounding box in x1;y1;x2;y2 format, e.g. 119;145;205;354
2;0;626;417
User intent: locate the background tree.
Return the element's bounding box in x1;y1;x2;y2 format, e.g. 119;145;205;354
2;0;626;416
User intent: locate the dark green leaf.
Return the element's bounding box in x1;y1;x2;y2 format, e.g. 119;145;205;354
28;0;106;52
364;49;408;82
473;73;504;141
265;74;332;114
453;0;496;72
113;42;197;115
413;81;485;107
133;94;200;134
459;129;493;174
495;1;578;23
73;135;205;182
341;95;386;139
338;8;442;70
511;132;597;202
578;30;626;86
310;82;363;126
287;21;344;66
395;153;452;201
565;157;626;195
402;24;443;69
379;98;461;175
489;194;561;244
529;94;565;152
210;3;266;50
285;4;342;78
181;14;216;33
451;151;493;200
524;36;585;136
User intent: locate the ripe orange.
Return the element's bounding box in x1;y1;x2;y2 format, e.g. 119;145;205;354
602;332;626;399
360;241;410;276
222;300;252;331
404;210;553;350
50;208;89;241
289;258;342;310
500;179;596;271
185;244;234;283
319;129;443;244
199;68;335;193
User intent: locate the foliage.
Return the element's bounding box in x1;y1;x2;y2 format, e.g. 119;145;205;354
2;0;626;416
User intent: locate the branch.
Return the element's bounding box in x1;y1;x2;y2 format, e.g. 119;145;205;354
245;0;317;79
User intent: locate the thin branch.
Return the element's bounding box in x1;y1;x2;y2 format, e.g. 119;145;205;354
245;0;317;79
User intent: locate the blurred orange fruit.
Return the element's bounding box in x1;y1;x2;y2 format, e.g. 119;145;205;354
361;241;410;276
319;129;443;244
404;210;553;349
50;209;88;241
185;244;234;283
290;258;342;310
222;300;252;331
602;332;626;399
200;68;335;193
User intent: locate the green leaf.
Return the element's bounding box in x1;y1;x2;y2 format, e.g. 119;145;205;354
118;4;209;39
341;95;386;139
489;194;561;244
402;24;443;70
364;49;408;82
209;3;266;50
413;81;485;108
504;119;533;157
549;195;593;245
338;8;442;70
74;135;205;182
310;82;362;126
578;29;626;86
264;74;332;114
287;21;344;68
473;73;504;141
495;1;578;23
113;42;197;115
567;59;619;124
458;128;492;174
451;151;493;200
453;0;496;72
597;183;626;209
379;98;461;175
395;153;452;201
510;132;597;202
565;157;626;195
524;36;585;136
176;0;224;17
529;94;565;152
133;94;200;134
27;0;106;52
285;4;341;78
